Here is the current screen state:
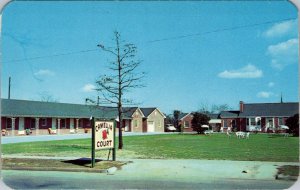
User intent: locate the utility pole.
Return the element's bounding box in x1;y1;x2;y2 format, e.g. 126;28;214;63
8;76;11;99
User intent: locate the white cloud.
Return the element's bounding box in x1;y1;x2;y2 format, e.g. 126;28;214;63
263;20;297;38
257;91;273;98
267;38;298;70
268;82;275;88
34;69;55;76
218;64;263;79
82;84;95;92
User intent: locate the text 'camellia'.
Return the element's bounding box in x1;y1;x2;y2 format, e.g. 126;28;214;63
94;121;114;150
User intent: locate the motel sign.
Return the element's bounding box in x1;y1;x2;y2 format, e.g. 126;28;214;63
94;121;114;150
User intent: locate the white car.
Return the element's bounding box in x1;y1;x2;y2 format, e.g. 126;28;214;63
166;124;177;132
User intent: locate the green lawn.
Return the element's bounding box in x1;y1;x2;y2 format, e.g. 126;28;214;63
2;134;299;162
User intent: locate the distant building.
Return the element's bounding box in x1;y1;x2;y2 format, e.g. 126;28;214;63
1;99;165;136
179;112;221;132
220;101;299;132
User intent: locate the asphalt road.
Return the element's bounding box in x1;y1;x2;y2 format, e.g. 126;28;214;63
1;170;297;190
1;132;170;144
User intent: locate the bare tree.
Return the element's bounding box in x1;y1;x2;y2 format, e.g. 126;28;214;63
198;103;231;114
96;31;145;149
39;91;59;102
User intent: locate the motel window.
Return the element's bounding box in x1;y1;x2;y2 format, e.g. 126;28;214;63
184;121;189;128
6;119;12;129
41;118;47;126
61;119;66;128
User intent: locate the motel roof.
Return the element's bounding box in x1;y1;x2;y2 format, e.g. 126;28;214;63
1;99;118;119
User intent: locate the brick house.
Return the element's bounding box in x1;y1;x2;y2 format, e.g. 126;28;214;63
178;113;193;132
179;112;221;132
219;101;299;132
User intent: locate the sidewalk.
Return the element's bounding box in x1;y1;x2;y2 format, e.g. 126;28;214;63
2;155;299;181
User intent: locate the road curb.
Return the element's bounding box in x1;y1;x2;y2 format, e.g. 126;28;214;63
2;166;109;173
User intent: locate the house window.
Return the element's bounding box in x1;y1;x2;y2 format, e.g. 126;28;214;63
256;117;261;125
223;120;227;128
184;121;189;128
247;118;255;126
134;120;139;128
250;118;255;125
278;118;283;125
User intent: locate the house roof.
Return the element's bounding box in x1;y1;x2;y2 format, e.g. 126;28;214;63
140;108;156;117
239;102;299;117
206;113;220;119
140;108;166;118
220;102;299;118
122;107;140;119
220;111;240;118
178;113;190;120
1;99;118;119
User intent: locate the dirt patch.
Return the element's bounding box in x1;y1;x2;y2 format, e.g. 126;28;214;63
1;158;128;172
275;165;299;181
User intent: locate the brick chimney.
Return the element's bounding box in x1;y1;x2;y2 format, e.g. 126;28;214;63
239;101;244;113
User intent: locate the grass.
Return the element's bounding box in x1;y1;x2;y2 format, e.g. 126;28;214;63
2;133;299;162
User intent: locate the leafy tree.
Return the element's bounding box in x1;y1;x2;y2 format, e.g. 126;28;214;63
95;31;145;149
173;110;181;132
164;114;174;126
191;112;210;134
286;114;299;137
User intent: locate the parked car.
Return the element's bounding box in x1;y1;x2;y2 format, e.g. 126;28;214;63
165;124;176;132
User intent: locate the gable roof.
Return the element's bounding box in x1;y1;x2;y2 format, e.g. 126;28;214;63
122;107;140;119
239;102;299;117
179;113;191;120
140;108;156;117
1;99;117;119
140;108;166;118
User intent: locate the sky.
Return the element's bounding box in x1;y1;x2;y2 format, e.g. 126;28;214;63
1;1;299;114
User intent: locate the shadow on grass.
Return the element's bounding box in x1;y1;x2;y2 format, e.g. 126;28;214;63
62;158;103;168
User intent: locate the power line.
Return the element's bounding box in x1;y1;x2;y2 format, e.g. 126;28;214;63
2;17;296;63
147;17;297;43
2;49;98;63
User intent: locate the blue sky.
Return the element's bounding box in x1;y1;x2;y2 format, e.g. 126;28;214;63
1;1;299;114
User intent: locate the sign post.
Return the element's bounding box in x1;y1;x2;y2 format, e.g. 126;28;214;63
91;118;115;168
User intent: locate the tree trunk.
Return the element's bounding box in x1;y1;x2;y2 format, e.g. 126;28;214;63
116;32;123;150
118;104;123;149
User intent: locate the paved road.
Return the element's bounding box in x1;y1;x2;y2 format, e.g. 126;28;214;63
1;132;170;144
1;169;297;189
1;158;299;189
